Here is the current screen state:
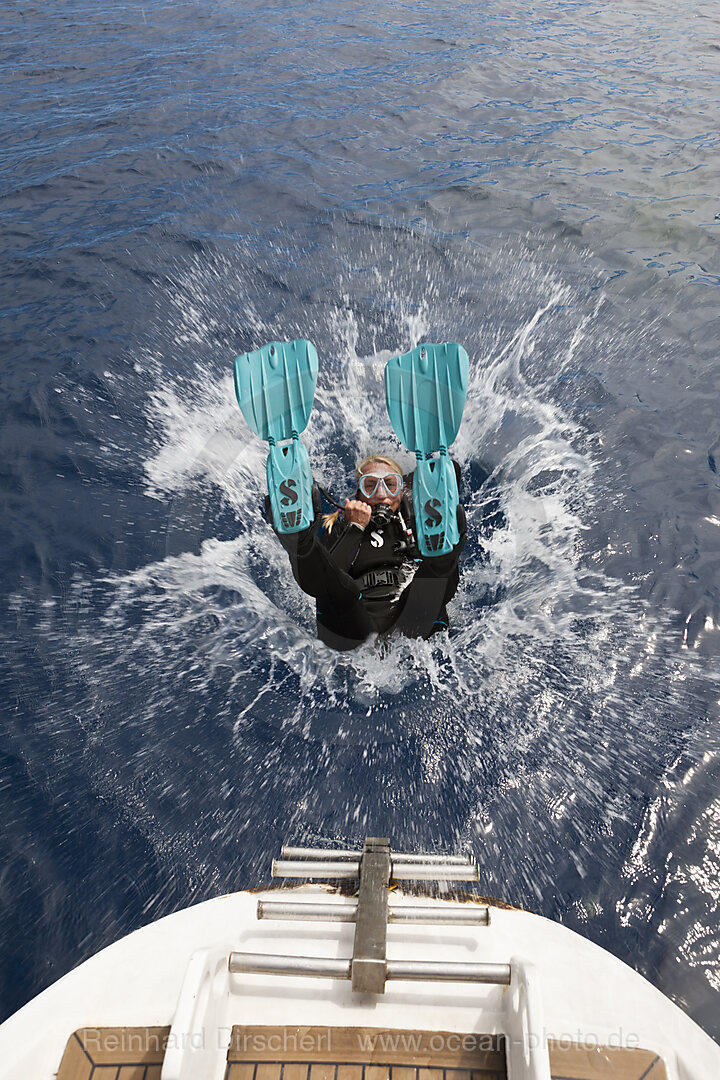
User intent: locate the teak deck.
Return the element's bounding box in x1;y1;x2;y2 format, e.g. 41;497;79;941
56;1025;669;1080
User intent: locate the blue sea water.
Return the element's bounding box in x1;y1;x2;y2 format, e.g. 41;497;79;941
2;0;720;1042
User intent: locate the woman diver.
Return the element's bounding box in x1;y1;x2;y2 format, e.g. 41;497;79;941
234;338;469;650
269;453;467;651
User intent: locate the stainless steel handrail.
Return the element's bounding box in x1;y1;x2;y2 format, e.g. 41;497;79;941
229;952;351;979
272;859;478;882
272;859;360;878
258;900;490;925
281;846;471;865
228;952;510;985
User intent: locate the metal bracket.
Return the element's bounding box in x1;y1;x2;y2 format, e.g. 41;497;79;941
351;837;390;993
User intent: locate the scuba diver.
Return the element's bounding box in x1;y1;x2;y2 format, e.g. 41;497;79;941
269;453;466;650
233;339;469;651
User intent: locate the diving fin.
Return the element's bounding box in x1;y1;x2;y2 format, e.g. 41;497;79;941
234;340;318;533
385;342;469;556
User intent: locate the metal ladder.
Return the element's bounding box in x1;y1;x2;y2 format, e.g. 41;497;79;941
229;837;512;994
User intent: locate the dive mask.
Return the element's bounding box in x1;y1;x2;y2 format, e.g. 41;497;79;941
358;472;403;499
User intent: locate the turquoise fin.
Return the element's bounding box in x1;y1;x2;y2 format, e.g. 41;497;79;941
385;343;469;556
385;342;468;455
234;339;318;442
234;340;319;533
266;439;314;533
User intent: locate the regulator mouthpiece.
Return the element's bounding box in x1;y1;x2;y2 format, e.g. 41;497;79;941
370;505;394;528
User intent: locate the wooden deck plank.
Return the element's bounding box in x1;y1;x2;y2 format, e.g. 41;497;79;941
226;1068;262;1080
310;1064;338;1080
117;1068;147;1080
58;1027;171;1078
80;1026;169;1065
56;1034;93;1080
390;1068;417;1080
418;1067;443;1080
548;1041;668;1079
337;1066;364;1080
257;1064;283;1080
365;1066;392;1080
285;1065;312;1080
227;1027;505;1070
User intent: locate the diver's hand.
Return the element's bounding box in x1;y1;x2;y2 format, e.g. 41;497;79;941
343;499;372;529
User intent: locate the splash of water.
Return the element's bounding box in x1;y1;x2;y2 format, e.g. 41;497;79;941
77;238;712;779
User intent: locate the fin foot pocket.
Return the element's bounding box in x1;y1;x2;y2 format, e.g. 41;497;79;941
267;439;315;534
414;454;460;555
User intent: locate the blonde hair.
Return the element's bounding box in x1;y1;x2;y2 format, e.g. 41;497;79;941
322;454;405;533
355;454;404;479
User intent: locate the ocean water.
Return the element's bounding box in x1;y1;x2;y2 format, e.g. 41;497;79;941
2;0;720;1041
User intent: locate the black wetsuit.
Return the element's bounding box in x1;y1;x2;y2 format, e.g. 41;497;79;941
270;469;467;651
